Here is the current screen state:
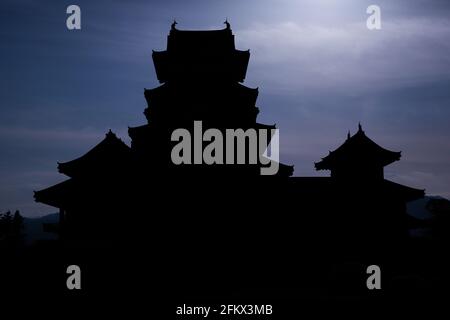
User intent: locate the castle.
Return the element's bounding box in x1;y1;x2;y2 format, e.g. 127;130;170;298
34;23;424;260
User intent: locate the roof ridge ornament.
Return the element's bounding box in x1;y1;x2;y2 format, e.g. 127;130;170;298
347;130;351;140
106;129;116;138
358;122;363;132
171;19;178;31
224;19;230;30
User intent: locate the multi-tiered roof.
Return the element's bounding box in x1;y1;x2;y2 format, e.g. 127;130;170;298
35;22;292;213
312;124;424;201
128;21;292;175
33;23;424;248
34;131;130;208
315;124;401;173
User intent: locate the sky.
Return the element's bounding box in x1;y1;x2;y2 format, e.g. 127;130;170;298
1;0;450;216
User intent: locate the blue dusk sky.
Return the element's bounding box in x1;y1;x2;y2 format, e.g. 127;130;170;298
1;0;450;216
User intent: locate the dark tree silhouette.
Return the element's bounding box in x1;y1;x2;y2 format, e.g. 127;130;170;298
0;211;13;238
0;210;24;249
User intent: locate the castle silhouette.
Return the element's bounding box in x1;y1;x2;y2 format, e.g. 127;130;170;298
34;22;424;271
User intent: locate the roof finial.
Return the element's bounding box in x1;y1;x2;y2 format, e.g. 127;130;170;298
171;19;177;30
358;122;362;132
224;19;230;30
347;130;351;140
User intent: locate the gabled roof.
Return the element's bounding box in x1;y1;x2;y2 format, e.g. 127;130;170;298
34;179;77;208
152;22;250;83
255;123;276;131
288;176;424;202
315;124;401;170
144;82;258;108
383;179;425;202
58;130;131;178
167;20;234;53
128;124;152;142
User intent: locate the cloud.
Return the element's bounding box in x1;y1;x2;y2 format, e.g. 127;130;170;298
237;18;450;94
0;126;101;142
